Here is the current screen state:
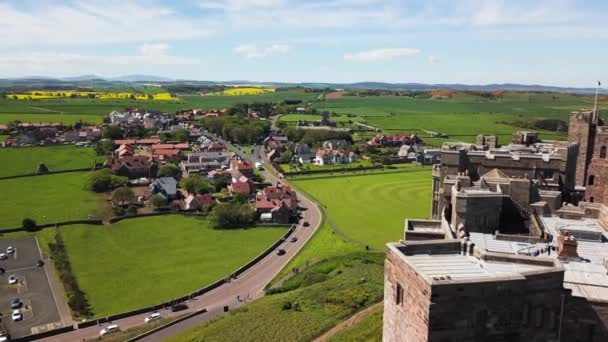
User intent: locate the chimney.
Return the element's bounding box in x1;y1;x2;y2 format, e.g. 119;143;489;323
557;231;579;258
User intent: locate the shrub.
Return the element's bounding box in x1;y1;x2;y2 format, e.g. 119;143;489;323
22;218;37;231
112;206;126;217
210;202;256;229
37;163;49;173
150;194;168;209
85;169;127;193
112;186;135;207
126;205;138;215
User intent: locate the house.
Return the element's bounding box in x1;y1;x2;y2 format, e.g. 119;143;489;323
116;144;135;158
184;194;216;210
106;156;157;179
322;139;348;150
255;184;298;223
149;177;178;200
77;126;102;141
230;159;255;177
267;149;281;162
207;169;231;181
114;138;161;146
367;133;423;147
181;151;234;175
314;149;357;165
294;143;314;164
153;149;180;161
397;144;419;159
229;181;252;196
263;136;288;151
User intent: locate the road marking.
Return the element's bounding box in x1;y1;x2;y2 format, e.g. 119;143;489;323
6;265;38;273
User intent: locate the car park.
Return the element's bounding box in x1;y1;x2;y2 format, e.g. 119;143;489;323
276;249;286;256
6;246;14;254
8;275;16;285
99;324;119;336
145;312;161;323
170;303;188;312
11;310;22;321
11;298;22;309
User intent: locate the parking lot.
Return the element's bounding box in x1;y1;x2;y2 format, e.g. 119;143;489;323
0;236;61;338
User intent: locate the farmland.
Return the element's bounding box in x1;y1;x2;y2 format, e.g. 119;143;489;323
0;113;103;125
291;166;432;249
0;172;101;229
168;252;384;342
59;216;286;317
0;145;98;177
4;91;176;101
206;87;276;96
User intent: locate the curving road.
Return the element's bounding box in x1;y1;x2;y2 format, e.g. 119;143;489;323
41;141;322;342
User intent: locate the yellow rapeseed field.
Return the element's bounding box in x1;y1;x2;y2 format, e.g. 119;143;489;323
5;91;177;101
205;87;276;96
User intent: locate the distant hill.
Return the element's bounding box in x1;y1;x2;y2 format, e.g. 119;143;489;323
1;76;605;94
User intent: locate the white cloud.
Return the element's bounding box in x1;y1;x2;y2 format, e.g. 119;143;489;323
199;0;283;11
428;55;440;64
0;1;211;47
344;48;421;62
470;0;577;26
234;44;290;59
0;44;198;77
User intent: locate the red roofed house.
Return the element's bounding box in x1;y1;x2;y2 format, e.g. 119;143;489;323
184;194;216;210
230;159;255;177
153;149;180;161
229;181;252;196
116;144;134;158
255;183;298;223
106;156;157;179
206;142;226;152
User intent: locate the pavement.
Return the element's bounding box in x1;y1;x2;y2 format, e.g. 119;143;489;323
41;141;323;342
0;237;62;339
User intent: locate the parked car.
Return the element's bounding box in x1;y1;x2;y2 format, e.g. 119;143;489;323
0;267;5;274
276;249;286;256
0;331;9;342
290;237;298;243
145;312;162;323
6;246;14;254
8;275;17;285
0;254;7;260
36;260;45;267
303;221;310;227
11;309;22;321
171;303;188;312
99;324;119;336
11;298;22;309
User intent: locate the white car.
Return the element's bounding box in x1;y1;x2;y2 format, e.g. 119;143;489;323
6;246;14;254
0;331;8;342
8;275;17;285
0;253;6;260
145;312;161;323
99;324;119;336
12;309;22;321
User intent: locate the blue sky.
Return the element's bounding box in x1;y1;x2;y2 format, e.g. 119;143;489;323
1;0;607;87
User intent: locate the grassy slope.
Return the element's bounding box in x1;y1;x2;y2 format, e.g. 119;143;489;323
61;216;286;318
0;145;98;177
329;303;383;342
168;252;384;342
291;167;432;249
0;172;101;229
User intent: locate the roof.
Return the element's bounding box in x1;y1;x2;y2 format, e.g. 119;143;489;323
107;156;155;171
481;168;510;180
230;181;251;194
151;177;177;195
152;144;175;150
153;149;180;156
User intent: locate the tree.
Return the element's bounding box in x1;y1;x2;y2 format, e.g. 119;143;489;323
172;128;190;142
22;218;37;231
112;186;135;207
180;175;213;195
102;126;123;140
95;140;115;156
37;163;49;173
210;202;256;229
157;163;180;178
85;169;127;192
150;194;168;209
278;150;293;164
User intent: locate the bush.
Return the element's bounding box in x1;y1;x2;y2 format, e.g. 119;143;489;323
126;205;138;215
22;218;37;231
112;186;135;206
113;206;126;217
210;202;256;229
48;230;93;318
85;169;128;193
180;175;214;195
37;163;49;173
150;194;168;209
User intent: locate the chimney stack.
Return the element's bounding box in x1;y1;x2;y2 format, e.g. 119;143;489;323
557;231;579;258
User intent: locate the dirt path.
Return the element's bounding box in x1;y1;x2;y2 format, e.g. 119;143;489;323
28;106;64;113
313;302;383;342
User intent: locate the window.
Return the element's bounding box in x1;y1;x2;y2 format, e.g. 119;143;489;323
588;175;595;185
395;283;404;305
590;197;595;203
601;146;607;159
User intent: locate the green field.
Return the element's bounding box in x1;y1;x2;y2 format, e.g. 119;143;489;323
291;166;432;249
314;92;606;144
60;216;286;317
0;172;101;229
0;113;103;125
329;303;383;342
168;252;384;342
280;160;374;173
278;114;362;123
0;145;98;177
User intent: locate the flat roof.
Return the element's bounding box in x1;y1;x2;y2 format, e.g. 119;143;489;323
405;253;551;281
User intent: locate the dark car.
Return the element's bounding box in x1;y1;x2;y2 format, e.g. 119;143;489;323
303;221;310;227
290;237;298;243
0;267;4;274
11;298;22;309
276;249;286;256
36;260;45;267
171;303;188;312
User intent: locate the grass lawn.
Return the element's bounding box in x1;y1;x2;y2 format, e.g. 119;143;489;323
0;145;98;177
0;135;8;142
60;216;287;318
0;172;101;229
329;303;383;342
291;167;432;249
168;252;384;342
0;113;103;125
278;114;361;123
280;160;374;173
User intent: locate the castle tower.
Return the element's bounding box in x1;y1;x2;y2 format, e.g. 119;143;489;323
568;110;596;186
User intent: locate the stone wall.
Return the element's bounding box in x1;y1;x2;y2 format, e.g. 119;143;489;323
568;110;595;187
585;126;608;205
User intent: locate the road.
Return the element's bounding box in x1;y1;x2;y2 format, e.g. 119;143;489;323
41;139;322;342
